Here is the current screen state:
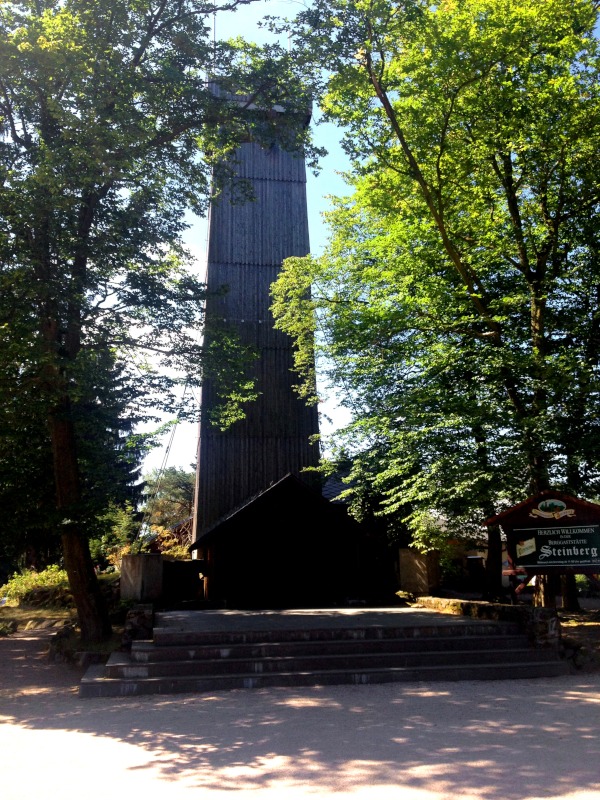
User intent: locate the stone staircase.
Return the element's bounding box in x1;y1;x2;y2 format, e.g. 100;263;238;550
79;608;569;698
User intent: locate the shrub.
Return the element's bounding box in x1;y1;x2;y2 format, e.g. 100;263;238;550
90;501;144;570
0;564;70;605
150;525;191;560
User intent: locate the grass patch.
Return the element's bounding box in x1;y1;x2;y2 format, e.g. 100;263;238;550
0;567;126;663
0;604;75;634
0;602;125;664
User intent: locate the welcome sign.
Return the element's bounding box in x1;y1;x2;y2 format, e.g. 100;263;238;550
513;525;600;569
485;492;600;575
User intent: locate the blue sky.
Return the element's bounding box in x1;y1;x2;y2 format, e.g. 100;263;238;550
217;1;349;254
182;1;349;264
143;0;350;474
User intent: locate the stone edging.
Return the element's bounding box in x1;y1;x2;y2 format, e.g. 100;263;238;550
413;596;561;648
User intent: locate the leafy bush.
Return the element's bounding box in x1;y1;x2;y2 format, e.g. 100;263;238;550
90;502;144;570
150;525;191;560
0;620;18;636
0;564;69;605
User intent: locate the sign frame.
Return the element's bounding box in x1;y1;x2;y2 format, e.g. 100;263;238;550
484;491;600;577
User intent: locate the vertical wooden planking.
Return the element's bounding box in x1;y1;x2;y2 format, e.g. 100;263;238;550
193;138;320;537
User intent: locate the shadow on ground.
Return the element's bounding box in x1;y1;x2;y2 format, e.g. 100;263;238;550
1;630;599;799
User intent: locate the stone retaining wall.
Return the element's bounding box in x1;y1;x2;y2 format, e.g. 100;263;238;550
414;596;561;648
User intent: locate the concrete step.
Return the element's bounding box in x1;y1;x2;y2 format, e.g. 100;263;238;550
80;658;569;698
79;610;569;698
128;634;537;663
104;645;562;680
150;620;522;647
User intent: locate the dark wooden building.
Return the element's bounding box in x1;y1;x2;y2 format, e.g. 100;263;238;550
190;474;362;608
186;105;402;610
192;130;320;541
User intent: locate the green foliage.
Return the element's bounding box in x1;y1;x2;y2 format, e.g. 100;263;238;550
0;0;318;639
201;326;261;429
0;565;69;604
149;527;192;560
139;467;195;558
142;467;196;529
0;340;147;567
273;0;600;550
89;502;142;570
0;620;18;637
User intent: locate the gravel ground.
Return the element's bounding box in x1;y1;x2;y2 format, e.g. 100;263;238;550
558;608;600;670
1;623;600;800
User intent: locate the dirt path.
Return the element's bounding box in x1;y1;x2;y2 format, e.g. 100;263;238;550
558;606;600;671
0;628;84;701
2;623;600;800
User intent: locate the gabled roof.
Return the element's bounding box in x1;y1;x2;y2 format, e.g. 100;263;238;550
169;516;193;532
483;489;600;527
321;474;349;503
190;473;334;551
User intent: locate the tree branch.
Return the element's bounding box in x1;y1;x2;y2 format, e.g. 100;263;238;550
362;46;502;344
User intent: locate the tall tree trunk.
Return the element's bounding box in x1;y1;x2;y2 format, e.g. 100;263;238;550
528;405;554;608
533;573;558;608
49;402;112;643
484;522;504;600
472;421;504;600
561;573;581;612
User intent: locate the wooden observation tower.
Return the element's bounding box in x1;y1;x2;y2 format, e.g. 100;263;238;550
192;124;321;542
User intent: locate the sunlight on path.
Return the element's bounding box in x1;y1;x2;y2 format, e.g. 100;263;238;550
2;676;600;800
